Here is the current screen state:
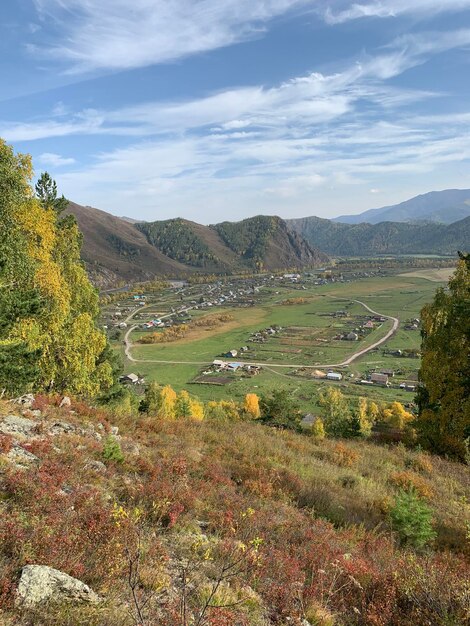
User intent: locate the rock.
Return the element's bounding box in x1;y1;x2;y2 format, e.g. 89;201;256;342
84;460;106;473
59;396;72;408
48;422;76;436
23;409;42;419
6;444;40;467
13;394;35;409
0;416;37;437
16;565;100;607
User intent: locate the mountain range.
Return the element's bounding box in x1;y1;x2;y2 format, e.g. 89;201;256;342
66;188;470;287
66;203;328;286
286;215;470;257
333;189;470;224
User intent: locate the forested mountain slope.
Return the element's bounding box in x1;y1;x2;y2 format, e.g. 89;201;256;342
288;214;470;256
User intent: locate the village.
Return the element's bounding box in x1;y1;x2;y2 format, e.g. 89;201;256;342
100;266;429;408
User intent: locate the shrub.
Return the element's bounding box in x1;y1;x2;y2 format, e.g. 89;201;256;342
311;418;326;440
390;489;436;549
331;442;359;468
389;470;434;500
0;435;13;453
406;453;433;474
102;436;124;463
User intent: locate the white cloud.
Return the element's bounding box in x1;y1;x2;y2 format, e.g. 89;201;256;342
38;152;76;166
32;0;315;73
7;21;470;220
323;0;470;24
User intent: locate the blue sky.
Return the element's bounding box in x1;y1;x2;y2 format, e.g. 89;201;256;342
2;1;470;222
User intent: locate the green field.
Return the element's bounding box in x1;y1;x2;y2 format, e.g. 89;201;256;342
114;272;445;409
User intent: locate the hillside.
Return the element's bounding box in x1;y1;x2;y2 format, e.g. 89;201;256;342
65;202;191;286
287;214;470;256
334;189;470;224
1;396;469;625
137;218;245;272
66;204;329;286
213;215;328;269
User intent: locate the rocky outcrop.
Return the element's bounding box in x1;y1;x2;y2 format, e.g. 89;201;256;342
16;565;100;607
0;415;37;437
6;444;39;467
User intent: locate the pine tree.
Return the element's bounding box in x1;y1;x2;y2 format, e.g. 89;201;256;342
35;171;68;215
390;489;436;550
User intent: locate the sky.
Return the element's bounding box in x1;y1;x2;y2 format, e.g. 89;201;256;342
1;1;470;223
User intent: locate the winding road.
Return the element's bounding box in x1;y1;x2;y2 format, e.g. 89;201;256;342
123;299;399;370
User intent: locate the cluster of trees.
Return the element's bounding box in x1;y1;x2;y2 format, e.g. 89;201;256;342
139;383;261;421
417;253;470;461
138;219;218;268
135;382;416;445
0;140;115;397
258;386;414;439
213;216;279;267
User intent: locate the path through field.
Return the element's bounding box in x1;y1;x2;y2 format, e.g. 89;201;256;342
124;300;399;370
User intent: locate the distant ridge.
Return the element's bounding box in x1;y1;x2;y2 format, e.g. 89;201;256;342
287;214;470;256
333;189;470;224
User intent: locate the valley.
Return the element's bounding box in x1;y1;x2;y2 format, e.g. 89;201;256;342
104;264;447;411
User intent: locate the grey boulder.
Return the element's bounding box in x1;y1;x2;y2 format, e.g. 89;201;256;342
0;416;37;437
16;565;101;607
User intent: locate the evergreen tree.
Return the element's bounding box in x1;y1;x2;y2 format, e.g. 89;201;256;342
35;171;68;215
416;254;470;460
390;489;436;550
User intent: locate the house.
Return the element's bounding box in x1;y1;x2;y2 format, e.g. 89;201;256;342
371;372;389;385
120;373;140;384
227;362;243;371
346;332;359;341
225;349;238;358
381;369;395;377
363;320;375;329
133;295;146;301
326;372;342;381
212;359;226;368
399;382;416;391
118;322;127;329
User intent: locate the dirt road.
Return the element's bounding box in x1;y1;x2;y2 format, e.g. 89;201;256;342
124;299;399;370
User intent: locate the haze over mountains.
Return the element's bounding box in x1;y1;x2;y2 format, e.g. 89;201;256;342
66;188;470;286
333;189;470;225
